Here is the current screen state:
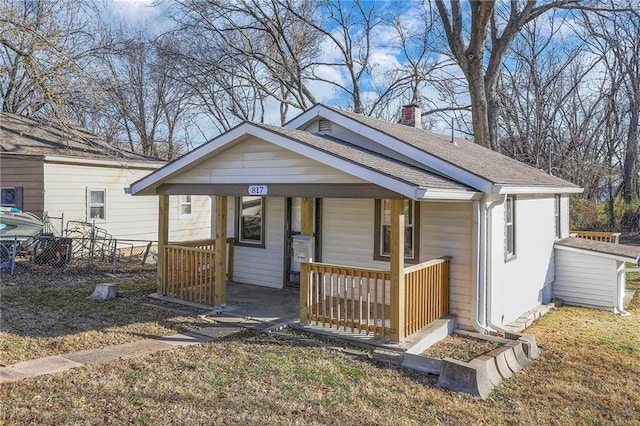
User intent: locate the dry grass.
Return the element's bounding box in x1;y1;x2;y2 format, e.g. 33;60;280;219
0;264;210;365
1;267;639;425
422;334;502;362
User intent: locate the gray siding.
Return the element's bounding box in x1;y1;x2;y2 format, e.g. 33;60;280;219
0;156;45;216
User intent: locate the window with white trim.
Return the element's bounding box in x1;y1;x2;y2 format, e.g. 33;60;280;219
179;195;192;217
374;199;419;261
505;195;516;258
236;196;265;246
87;188;106;221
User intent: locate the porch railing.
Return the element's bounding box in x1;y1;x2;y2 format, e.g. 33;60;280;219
301;256;450;341
161;238;235;305
403;257;450;337
302;262;392;338
170;237;235;280
570;231;620;244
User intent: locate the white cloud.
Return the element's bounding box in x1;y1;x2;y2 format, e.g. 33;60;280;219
106;0;166;32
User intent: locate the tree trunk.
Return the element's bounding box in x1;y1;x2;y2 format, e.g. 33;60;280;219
621;97;639;201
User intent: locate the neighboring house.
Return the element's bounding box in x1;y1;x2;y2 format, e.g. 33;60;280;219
0;113;211;245
127;103;583;342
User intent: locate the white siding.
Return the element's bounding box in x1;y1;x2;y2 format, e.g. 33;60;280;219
168;196;212;242
554;249;618;310
322;199;474;327
489;195;556;327
321;199;389;270
420;202;474;329
227;197;285;288
169;137;365;185
43;162;210;243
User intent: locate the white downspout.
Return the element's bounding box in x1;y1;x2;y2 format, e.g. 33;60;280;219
471;200;486;332
473;195;507;334
615;264;634;316
485;195;510;333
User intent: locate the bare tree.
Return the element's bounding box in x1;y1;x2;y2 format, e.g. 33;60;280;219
169;0;321;125
0;0;108;123
94;31;190;159
580;2;640;201
434;0;586;149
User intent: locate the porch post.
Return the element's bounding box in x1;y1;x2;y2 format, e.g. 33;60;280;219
299;197;314;325
214;195;228;306
390;198;405;342
157;195;169;295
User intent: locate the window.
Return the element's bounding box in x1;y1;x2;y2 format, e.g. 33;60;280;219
179;195;192;217
236;196;265;246
555;194;561;239
505;195;516;258
374;199;419;261
87;188;106;221
1;187;23;209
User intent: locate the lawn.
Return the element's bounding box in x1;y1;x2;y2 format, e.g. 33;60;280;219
1;265;639;425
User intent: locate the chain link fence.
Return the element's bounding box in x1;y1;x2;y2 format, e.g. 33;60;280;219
1;218;156;276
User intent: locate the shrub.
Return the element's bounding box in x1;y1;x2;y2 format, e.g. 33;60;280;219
570;196;640;232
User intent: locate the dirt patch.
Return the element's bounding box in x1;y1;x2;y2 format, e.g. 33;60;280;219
421;333;503;362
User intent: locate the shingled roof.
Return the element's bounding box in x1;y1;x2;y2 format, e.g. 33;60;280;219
255;122;473;192
319;105;580;190
555;237;640;263
0;112;158;162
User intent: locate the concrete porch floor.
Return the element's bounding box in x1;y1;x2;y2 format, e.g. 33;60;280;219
152;281;454;354
151;280;301;323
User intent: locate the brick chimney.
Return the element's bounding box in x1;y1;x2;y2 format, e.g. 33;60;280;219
400;104;421;128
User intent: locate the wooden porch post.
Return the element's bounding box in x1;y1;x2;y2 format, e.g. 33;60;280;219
299;197;314;325
214;196;227;306
157;195;169;295
390;198;405;342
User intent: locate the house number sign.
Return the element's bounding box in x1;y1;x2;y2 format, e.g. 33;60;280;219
248;185;268;195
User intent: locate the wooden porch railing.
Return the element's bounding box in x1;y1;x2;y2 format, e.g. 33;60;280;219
301;256;451;341
403;257;450;337
168;237;235;280
302;262;392;338
570;231;620;244
161;238;235;305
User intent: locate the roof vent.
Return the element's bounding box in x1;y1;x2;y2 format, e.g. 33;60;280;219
318;118;332;133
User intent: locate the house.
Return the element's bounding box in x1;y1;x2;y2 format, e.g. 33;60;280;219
0;113;211;247
126;103;583;343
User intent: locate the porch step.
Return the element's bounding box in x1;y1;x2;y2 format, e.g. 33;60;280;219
404;316;456;355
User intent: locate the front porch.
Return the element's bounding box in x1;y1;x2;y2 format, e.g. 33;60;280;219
157;196;451;344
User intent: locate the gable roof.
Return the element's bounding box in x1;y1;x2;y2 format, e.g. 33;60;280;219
256;123;471;192
127;121;479;200
0;112;158;162
286;104;582;194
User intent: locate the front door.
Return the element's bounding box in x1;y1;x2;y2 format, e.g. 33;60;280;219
284;198;321;286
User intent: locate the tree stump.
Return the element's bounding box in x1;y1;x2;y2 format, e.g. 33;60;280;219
88;283;119;301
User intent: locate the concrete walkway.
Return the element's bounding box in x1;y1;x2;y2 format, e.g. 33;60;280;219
0;315;275;384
